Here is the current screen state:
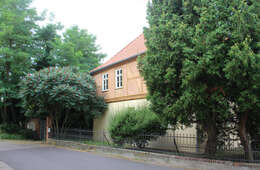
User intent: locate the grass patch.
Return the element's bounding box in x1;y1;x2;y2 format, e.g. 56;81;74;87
83;140;116;147
0;133;26;140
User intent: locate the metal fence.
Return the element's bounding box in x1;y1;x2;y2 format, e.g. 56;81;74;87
49;129;260;163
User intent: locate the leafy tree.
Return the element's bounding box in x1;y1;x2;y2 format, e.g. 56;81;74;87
0;0;42;125
54;26;106;72
139;0;260;158
33;23;63;71
20;67;107;134
0;0;106;131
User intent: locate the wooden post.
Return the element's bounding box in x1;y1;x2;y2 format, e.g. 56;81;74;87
46;116;49;143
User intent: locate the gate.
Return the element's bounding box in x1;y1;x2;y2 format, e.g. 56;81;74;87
39;119;46;141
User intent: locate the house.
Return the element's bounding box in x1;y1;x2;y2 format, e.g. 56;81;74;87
90;34;197;145
90;33;148;135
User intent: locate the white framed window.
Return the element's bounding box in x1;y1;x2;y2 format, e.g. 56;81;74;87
102;73;108;91
115;68;123;88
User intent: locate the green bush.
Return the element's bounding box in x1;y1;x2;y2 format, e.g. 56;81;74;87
0;123;21;134
108;107;165;148
19;129;38;140
0;133;25;140
0;123;38;140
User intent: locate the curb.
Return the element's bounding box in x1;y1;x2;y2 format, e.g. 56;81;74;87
48;139;260;170
0;161;13;170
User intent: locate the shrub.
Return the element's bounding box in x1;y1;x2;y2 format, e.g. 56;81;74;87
108;107;165;147
0;123;21;134
19;129;38;140
0;123;38;140
0;133;25;140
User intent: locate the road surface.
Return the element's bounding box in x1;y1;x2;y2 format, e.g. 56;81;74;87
0;141;184;170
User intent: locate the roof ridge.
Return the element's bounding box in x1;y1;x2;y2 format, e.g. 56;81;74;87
91;33;146;74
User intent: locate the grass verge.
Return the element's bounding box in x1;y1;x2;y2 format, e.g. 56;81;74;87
83;140;114;147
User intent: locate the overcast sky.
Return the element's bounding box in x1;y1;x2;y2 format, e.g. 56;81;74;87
32;0;148;62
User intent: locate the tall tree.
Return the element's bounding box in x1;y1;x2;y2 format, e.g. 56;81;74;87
0;0;42;124
54;26;105;72
139;0;224;155
222;0;260;160
139;0;260;158
33;23;63;71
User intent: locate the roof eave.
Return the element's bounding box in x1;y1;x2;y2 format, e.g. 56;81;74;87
90;52;146;75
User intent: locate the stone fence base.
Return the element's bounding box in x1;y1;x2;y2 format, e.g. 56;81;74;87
48;139;260;170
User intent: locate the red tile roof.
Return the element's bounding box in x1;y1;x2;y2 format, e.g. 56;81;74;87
91;33;146;74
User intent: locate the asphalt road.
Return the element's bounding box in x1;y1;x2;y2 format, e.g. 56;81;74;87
0;141;184;170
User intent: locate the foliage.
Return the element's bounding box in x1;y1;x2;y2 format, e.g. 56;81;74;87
220;0;260;160
83;140;112;147
33;25;105;73
53;26;106;72
0;0;106;128
19;128;38;140
20;67;107;133
0;123;21;134
0;0;43;125
33;23;63;71
0;123;38;140
108;107;165;147
139;0;260;157
0;133;25;140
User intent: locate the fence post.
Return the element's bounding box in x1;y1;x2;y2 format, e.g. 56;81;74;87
196;131;199;153
45;116;49;143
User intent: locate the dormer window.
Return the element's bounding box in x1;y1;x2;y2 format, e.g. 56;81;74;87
102;73;108;91
115;68;123;88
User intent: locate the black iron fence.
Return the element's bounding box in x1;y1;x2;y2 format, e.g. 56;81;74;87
49;129;260;163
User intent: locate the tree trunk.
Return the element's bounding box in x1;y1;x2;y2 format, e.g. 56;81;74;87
239;113;253;161
51;113;60;139
2;91;8;123
204;112;217;155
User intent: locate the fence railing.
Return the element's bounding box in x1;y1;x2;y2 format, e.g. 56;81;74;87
49;129;260;163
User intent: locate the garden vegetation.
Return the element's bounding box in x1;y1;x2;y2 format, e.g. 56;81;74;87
109;107;165;148
139;0;260;160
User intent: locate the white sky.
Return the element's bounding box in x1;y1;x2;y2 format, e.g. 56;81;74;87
32;0;148;62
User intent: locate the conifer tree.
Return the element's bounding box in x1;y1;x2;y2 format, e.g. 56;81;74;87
140;0;260;158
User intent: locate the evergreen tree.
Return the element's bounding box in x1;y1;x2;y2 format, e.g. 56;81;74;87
140;0;260;158
222;0;260;160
